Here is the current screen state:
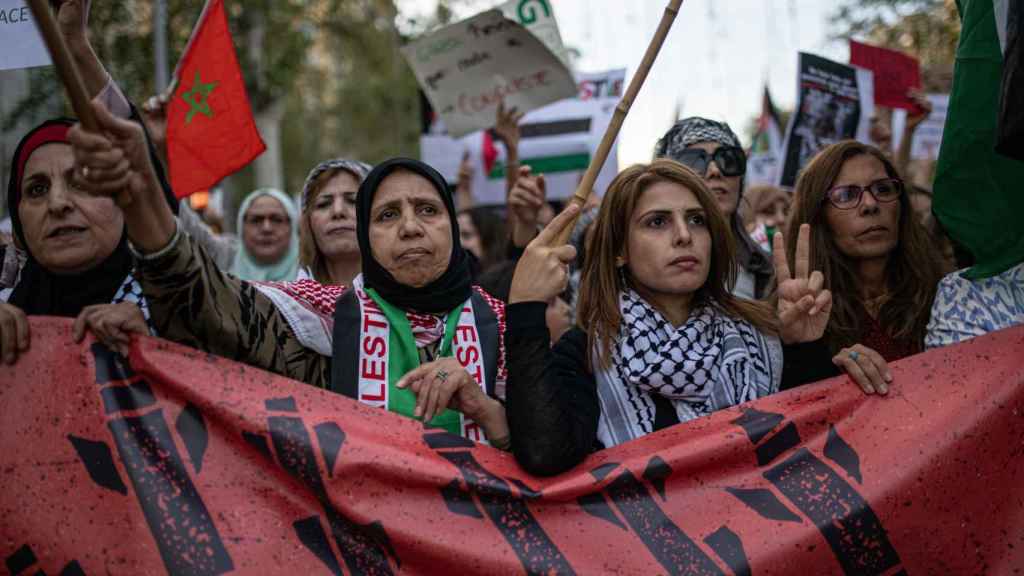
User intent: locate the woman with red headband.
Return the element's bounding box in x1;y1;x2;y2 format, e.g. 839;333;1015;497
0;118;177;364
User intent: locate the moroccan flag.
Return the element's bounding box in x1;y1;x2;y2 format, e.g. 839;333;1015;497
167;0;265;199
934;0;1024;278
747;86;783;187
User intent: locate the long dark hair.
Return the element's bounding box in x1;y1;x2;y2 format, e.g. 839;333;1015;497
785;140;944;353
577;160;777;368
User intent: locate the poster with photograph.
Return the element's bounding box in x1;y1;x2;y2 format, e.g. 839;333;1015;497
778;53;874;188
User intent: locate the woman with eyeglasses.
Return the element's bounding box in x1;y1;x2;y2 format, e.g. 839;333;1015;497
231;189;300;282
655;118;774;300
779;140;945;394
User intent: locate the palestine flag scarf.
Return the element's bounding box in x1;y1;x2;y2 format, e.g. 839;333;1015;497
348;276;492;441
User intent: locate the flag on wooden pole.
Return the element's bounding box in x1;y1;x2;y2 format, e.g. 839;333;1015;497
166;0;265;199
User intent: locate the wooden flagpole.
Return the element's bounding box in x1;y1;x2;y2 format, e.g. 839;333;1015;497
25;0;99;131
553;0;685;245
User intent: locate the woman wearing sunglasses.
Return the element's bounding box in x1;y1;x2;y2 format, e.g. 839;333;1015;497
780;140;945;394
655;118;774;300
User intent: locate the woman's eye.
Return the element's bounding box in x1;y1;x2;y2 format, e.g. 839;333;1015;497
377;209;397;221
418;204;439;216
687;213;706;226
25;182;48;198
647;216;666;228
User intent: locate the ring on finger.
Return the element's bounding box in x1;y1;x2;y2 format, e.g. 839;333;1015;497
848;350;860;361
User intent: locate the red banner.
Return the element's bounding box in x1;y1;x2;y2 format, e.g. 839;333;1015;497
2;318;1023;575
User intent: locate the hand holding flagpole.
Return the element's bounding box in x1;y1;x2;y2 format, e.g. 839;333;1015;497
25;0;99;131
551;0;685;246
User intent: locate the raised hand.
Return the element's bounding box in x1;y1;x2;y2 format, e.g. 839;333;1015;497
509;204;579;305
493;100;525;151
73;302;149;356
68;100;177;254
68;100;156;208
774;223;832;344
55;0;91;44
905;89;933;131
509;165;547;231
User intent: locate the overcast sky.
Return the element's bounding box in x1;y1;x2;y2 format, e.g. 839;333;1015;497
396;0;849;167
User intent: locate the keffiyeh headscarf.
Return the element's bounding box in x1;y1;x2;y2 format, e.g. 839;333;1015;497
655;117;743;160
592;289;781;448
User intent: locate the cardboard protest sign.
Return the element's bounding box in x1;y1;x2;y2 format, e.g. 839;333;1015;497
422;69;624;205
499;0;571;67
849;40;923;112
402;9;576;138
0;0;51;71
3;318;1024;574
778;53;874;188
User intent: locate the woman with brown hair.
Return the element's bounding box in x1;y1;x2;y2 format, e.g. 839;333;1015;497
296;159;372;285
780;140;945;393
503;160;832;476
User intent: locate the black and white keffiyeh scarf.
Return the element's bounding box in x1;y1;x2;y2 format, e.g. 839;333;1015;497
592;289;782;448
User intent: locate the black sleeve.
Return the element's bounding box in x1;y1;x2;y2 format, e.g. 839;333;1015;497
505;302;599;476
781;339;840;391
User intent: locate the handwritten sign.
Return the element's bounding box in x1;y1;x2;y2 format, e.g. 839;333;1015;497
421;69;625;204
499;0;571;67
0;0;51;71
402;9;576;138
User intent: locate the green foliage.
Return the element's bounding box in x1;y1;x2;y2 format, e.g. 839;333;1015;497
831;0;960;68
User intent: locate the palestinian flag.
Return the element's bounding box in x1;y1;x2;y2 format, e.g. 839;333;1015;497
166;0;265;198
482;118;593;179
747;86;784;187
934;0;1024;278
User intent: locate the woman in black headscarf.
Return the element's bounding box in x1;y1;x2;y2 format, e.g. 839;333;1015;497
66;103;511;446
0;117;175;363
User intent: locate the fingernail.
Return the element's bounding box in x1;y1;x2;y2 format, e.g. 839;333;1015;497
879;385;888;395
396;379;405;388
885;373;893;382
413;407;421;418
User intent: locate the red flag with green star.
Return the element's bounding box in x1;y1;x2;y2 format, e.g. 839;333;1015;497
167;0;265;198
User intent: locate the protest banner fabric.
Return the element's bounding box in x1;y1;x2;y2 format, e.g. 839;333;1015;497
849;40;923;112
402;10;576;138
935;0;1024;279
0;0;51;71
166;0;265;199
778;53;874;188
422;69;624;204
2;318;1023;575
746;86;784;187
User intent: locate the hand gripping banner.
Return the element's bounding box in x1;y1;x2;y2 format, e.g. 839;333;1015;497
2;318;1023;575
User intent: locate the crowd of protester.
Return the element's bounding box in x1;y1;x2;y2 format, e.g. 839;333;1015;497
2;1;1022;477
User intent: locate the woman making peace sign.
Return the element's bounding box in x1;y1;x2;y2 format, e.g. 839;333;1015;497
505;160;833;476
